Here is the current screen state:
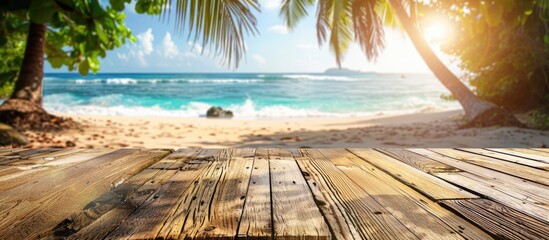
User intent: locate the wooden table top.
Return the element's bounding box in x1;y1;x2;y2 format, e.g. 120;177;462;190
0;148;548;239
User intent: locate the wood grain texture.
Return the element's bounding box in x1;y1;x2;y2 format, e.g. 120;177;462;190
0;148;546;239
104;149;220;239
435;172;549;223
408;149;546;188
0;149;116;191
290;148;356;240
0;148;61;163
530;148;549;154
347;148;476;200
299;148;419;240
458;148;549;170
377;148;461;173
156;149;231;239
440;199;549;240
0;149;170;240
320;148;491;240
428;148;549;186
487;148;549;164
237;148;272;239
45;149;201;240
269;148;330;239
0;148;25;155
191;148;255;239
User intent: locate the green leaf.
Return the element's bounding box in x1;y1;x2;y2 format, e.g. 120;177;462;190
544;34;549;45
88;57;100;73
110;0;126;11
135;0;146;14
90;0;106;19
94;21;109;44
48;57;65;68
29;0;57;24
78;58;89;75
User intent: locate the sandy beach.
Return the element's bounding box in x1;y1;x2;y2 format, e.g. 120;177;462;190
19;110;549;149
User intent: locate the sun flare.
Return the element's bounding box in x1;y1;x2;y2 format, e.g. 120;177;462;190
423;23;449;42
422;17;453;43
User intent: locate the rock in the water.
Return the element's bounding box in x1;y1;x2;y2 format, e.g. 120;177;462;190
206;106;233;118
0;123;28;146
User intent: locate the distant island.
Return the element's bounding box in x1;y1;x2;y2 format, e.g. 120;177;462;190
323;68;371;75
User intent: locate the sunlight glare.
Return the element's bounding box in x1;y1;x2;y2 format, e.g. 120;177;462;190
422;17;454;44
424;23;447;42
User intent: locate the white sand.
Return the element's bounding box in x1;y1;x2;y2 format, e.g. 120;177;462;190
22;110;549;148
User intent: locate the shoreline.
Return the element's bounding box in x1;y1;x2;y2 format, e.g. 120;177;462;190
19;109;549;148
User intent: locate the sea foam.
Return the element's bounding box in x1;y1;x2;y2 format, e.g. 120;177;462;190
44;95;453;119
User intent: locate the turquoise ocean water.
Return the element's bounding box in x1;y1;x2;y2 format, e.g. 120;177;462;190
42;72;459;118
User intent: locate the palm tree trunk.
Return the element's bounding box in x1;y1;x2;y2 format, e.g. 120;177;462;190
386;0;521;127
10;22;47;106
0;22;61;130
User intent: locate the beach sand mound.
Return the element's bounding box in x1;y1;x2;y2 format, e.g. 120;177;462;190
0;99;79;131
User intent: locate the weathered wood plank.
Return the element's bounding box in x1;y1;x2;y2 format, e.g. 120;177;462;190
0;149;171;239
269;148;330;239
457;148;549;170
406;148;547;188
435;172;549;222
290;148;356;239
237;148;272;239
531;148;549;154
42;149;201;239
0;148;27;156
0;148;61;163
156;150;231;239
300;148;418;240
0;148;80;175
319;149;491;240
408;148;549;202
347;148;476;200
428;148;549;186
0;149;116;192
377;148;461;173
104;149;219;239
487;148;549;164
441;170;549;214
440;199;549;240
189;148;255;239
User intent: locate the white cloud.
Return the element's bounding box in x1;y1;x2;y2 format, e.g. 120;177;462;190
253;54;267;64
138;28;154;55
124;28;155;66
262;0;281;10
187;41;204;53
162;32;179;59
117;53;128;60
268;25;289;34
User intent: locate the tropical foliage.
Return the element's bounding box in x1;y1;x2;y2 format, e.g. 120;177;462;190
0;12;25;98
0;0;135;98
278;0;525;127
418;0;549;112
0;0;260;98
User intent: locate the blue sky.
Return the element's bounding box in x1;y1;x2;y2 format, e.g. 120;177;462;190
46;0;453;73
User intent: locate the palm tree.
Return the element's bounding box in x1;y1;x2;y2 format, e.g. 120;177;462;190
0;0;260;129
278;0;522;127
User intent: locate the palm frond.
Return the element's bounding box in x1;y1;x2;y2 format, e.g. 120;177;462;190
315;0;330;46
280;0;315;31
352;0;385;61
165;0;259;68
328;0;354;67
